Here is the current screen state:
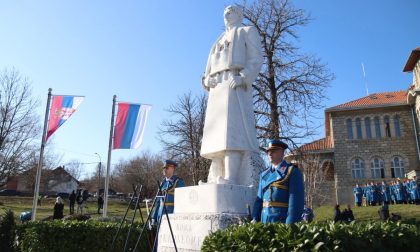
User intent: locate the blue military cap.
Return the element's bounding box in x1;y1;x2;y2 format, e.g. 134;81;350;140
264;139;288;151
163;160;178;168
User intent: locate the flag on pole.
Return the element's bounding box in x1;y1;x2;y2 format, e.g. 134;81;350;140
46;95;84;141
113;103;151;149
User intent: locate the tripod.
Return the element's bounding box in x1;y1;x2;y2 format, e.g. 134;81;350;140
133;180;178;252
109;184;150;252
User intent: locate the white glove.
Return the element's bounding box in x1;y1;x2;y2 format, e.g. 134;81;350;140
229;72;247;90
206;76;217;88
250;219;257;224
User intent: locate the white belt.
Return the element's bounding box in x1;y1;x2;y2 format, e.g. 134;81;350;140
210;70;240;84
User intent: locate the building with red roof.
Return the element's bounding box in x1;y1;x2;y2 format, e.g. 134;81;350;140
290;47;420;206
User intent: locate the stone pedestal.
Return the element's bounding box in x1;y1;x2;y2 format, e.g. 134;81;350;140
158;184;256;252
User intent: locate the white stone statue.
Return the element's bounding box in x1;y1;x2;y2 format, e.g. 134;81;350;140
200;5;264;186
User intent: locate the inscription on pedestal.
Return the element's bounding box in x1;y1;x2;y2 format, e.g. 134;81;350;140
188;189;198;205
159;219;211;251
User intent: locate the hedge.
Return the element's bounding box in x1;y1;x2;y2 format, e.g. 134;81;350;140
4;208;420;251
202;220;420;252
0;209;17;252
16;220;151;252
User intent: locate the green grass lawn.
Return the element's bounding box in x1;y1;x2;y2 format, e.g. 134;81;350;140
313;203;420;222
0;196;148;222
3;196;420;224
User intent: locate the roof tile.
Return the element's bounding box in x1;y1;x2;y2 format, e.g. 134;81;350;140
298;136;333;152
327;91;407;111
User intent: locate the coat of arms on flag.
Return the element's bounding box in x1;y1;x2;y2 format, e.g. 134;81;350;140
46;95;84;141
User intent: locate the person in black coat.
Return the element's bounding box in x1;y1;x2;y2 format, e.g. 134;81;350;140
97;194;104;214
53;196;64;220
76;190;84;214
333;204;341;223
378;203;390;220
342;204;355;223
69;190;76;215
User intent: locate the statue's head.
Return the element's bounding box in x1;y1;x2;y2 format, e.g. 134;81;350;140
224;5;243;27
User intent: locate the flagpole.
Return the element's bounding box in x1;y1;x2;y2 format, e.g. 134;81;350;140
31;88;52;221
103;95;116;218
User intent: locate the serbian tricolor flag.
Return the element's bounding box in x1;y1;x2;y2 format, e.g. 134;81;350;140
113;103;151;149
46;95;84;141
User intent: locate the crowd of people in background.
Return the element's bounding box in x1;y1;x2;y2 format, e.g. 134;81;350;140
353;176;420;207
53;189;92;220
20;188;98;223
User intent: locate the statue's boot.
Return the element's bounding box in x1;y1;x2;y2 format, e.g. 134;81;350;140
220;151;243;185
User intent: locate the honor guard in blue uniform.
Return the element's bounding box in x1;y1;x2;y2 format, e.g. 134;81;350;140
151;160;185;225
375;182;383;205
403;180;411;204
370;182;380;206
364;183;372;206
410;176;420;204
390;181;396;204
395;180;404;204
353;184;363;207
252;139;304;224
381;181;391;205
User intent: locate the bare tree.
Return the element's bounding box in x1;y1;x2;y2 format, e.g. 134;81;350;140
64;159;83;181
241;0;334;147
295;153;330;208
0;68;40;186
158;92;210;185
112;151;164;198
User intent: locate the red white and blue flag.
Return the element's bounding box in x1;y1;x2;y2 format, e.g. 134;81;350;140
113;103;151;149
46;95;84;141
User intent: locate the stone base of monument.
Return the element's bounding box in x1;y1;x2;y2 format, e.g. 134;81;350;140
157;184;256;252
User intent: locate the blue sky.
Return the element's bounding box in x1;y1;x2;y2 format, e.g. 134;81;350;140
0;1;419;178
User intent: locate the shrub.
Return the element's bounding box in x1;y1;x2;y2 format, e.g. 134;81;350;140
62;214;91;221
0;209;17;252
202;221;420;251
16;220;151;252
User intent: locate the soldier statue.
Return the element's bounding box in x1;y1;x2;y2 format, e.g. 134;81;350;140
201;5;264;186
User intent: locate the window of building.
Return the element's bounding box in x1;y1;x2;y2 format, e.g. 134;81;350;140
346;118;353;139
351;158;365;179
394;115;401;137
374;116;381;138
365;117;372;139
355;118;362;139
370;157;384;179
391;156;405;178
384;115;391;137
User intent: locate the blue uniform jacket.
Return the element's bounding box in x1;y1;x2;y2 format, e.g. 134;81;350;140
404;182;411;201
381;184;391;202
395;183;404;201
353;187;363;203
252;160;304;224
410;180;419;200
371;185;380;202
365;185;372;202
151;175;185;222
390;185;396;201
